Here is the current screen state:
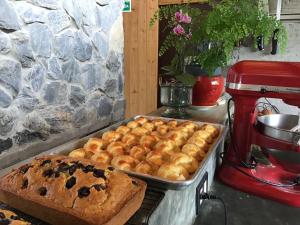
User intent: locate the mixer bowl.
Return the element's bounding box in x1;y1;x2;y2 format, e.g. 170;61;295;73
256;114;300;145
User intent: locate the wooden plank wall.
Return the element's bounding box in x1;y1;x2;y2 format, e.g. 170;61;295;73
123;0;159;118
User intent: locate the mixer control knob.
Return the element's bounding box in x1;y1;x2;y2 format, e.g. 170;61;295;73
260;88;267;94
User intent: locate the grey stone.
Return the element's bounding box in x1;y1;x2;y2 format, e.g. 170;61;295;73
15;1;46;24
43;81;68;105
0;59;21;95
0;109;14;136
16;86;39;113
27;64;46;92
0;0;20;30
96;0;110;6
0;88;12;108
11;31;35;68
28;23;52;58
92;31;109;59
23;111;51;136
74;107;87;127
104;79;118;98
106;51;121;73
30;0;59;10
80;63;98;90
63;0;82;28
96;2;122;33
53;30;74;61
89;93;113;119
61;58;80;83
0;138;13;154
70;85;85;108
73;30;92;62
36;106;74;133
112;98;125;122
118;72;124;95
47;10;71;34
14;129;46;145
0;31;11;54
47;57;63;80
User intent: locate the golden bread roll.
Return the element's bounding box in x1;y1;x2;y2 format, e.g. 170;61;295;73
172;127;190;140
135;161;154;175
198;148;207;161
135;117;149;125
187;136;209;151
150;131;165;139
142;122;155;132
179;121;199;133
84;138;108;154
170;152;199;174
111;155;138;171
146;150;166;167
122;133;139;148
157;163;189;180
127;121;140;129
131;127;150;136
156;124;169;135
116;125;131;135
166;130;187;147
106;141;126;156
200;124;219;138
167;120;178;129
181;143;201;159
90;150;112;164
140;134;159;148
68;148;86;158
154;139;178;155
193;130;213;144
152;119;165;127
102;130;122;142
129;145;149;161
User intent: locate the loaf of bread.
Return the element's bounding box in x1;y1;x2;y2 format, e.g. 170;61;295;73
69;117;220;181
0;155;146;225
0;208;31;225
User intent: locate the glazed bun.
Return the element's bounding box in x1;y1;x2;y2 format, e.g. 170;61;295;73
157;163;189;181
127;121;140;129
90;151;112;165
69;148;86;158
181;143;204;161
129;145;149;161
102;130;122;142
122;133;139;148
179;121;198;133
167;120;178;129
170;152;199;174
193;130;213;144
152;119;165;127
200;124;219;138
156;124;169;136
135;117;149;125
146;150;165;167
135;161;154;175
187;136;209;151
142;122;155;132
131;127;149;136
116;125;131;135
166;130;186;147
154;139;178;155
140;134;159;148
111;155;138;171
106;141;126;157
84;138;108;154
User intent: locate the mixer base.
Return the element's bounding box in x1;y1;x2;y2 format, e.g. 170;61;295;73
218;163;300;207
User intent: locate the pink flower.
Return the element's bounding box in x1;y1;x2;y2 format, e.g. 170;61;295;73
181;14;191;24
173;24;185;36
175;11;184;22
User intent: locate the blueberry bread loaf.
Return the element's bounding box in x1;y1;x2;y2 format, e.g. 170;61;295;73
0;155;146;225
0;209;31;225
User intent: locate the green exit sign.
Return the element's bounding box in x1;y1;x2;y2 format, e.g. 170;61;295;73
123;0;131;12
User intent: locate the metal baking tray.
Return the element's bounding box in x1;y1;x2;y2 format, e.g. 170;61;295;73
0;116;227;190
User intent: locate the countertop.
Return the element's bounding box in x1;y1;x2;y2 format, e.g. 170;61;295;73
194;179;300;225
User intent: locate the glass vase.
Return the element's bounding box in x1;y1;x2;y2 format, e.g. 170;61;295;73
160;83;193;119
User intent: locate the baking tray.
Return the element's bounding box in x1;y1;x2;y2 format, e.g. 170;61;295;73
0;116;227;190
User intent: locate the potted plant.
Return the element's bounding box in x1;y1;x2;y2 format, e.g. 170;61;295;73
151;0;288;110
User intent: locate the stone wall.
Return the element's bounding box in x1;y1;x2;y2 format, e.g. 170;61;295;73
232;22;300;115
0;0;125;168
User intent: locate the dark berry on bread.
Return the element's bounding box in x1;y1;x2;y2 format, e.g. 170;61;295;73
38;187;47;196
10;215;21;220
43;169;54;178
68;165;77;176
40;159;51;167
66;177;76;189
21;179;28;189
107;166;114;171
78;187;90;198
93;184;106;191
132;180;138;186
57;162;69;172
82;165;94;173
19;164;32;174
0;212;5;219
0;219;10;225
93;169;106;179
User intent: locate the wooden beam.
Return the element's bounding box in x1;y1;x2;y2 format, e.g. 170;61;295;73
159;0;208;5
123;0;159;118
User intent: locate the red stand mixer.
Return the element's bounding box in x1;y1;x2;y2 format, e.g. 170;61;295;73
219;60;300;207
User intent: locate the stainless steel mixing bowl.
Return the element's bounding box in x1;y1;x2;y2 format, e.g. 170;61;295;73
256;114;300;145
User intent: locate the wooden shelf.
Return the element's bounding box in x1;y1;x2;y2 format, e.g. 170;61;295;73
159;0;208;5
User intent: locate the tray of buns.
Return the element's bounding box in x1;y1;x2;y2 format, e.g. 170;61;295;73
0;116;227;190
